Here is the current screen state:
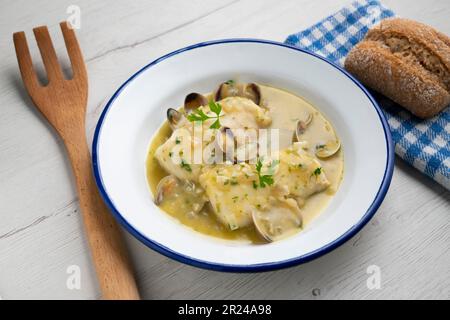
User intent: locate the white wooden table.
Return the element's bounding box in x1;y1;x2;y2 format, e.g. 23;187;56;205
0;0;449;300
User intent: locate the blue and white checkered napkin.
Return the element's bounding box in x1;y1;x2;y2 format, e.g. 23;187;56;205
285;0;450;190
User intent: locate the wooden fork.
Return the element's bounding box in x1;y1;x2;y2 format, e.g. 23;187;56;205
13;22;140;300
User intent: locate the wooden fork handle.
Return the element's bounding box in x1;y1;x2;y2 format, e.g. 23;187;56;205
66;137;140;300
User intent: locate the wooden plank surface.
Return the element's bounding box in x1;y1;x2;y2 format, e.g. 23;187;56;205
0;0;449;299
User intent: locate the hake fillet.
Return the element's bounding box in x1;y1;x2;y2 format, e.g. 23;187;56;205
154;127;203;182
155;97;271;182
275;142;330;199
199;145;330;230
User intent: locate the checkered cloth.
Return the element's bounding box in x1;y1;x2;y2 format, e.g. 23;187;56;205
285;0;450;190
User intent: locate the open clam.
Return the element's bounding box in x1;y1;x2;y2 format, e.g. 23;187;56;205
293;112;341;158
313;121;341;158
293;112;313;141
167;93;208;130
215;81;239;101
215;81;261;106
167;108;185;130
252;198;302;242
155;175;180;205
315;139;341;158
155;175;207;214
242;83;261;105
184;92;208;114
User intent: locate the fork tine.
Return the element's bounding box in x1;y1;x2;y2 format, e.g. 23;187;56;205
13;32;41;92
33;26;64;82
60;21;87;81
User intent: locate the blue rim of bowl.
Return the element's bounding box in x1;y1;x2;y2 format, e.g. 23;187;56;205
92;39;394;272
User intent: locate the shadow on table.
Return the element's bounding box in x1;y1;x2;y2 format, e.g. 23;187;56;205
394;157;450;201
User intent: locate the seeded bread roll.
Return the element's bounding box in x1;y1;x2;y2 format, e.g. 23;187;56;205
344;18;450;118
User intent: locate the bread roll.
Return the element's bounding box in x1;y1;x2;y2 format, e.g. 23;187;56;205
344;18;450;118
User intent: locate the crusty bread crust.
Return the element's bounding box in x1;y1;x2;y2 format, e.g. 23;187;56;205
345;18;450;118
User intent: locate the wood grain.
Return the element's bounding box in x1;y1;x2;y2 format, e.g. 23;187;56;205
0;0;449;299
12;21;139;300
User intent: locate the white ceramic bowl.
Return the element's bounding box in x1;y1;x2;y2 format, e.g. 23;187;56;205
93;39;394;272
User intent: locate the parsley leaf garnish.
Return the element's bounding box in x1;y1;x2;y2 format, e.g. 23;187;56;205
255;158;279;188
187;101;223;129
208;100;221;114
259;174;274;188
186;108;209;122
210;119;221;129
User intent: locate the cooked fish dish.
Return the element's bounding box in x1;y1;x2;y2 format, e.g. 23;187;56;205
147;81;343;243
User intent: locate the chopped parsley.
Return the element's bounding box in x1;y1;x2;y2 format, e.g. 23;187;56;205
225;79;235;85
175;137;181;144
180;159;192;172
311;167;322;177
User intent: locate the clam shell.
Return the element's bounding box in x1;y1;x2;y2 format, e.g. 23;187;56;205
154;175;179;205
294;112;313;141
184;92;208;114
315;140;341;158
252;199;302;242
167;108;184;129
215;82;261;106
